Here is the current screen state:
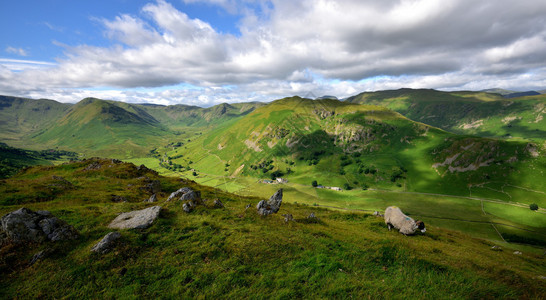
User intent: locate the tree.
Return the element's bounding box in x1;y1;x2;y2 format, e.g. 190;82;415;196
192;171;197;176
312;180;318;187
530;203;539;211
343;183;351;190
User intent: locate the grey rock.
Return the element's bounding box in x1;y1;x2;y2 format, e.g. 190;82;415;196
513;251;522;255
83;161;102;171
245;204;251;210
491;245;502;251
257;189;283;216
145;194;157;203
373;211;383;217
0;208;79;243
183;202;194;213
91;232;121;254
108;206;162;229
282;214;293;222
308;212;316;219
167;187;201;203
213;199;224;208
180;190;201;202
29;249;52;265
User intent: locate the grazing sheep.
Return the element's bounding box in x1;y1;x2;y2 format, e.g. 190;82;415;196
384;206;426;235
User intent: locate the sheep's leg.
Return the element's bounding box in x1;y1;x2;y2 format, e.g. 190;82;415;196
387;223;392;231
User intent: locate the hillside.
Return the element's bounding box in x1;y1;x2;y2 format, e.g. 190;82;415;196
29;98;173;158
148;97;545;246
166;96;544;200
0;96;265;158
0;159;544;298
0;143;77;179
139;101;266;129
0;96;70;147
345;89;546;141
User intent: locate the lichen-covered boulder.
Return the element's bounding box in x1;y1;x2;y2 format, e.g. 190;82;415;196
108;206;161;230
167;187;201;203
0;208;79;243
91;232;121;254
257;189;283;216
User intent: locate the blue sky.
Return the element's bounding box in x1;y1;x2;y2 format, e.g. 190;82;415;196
1;0;546;106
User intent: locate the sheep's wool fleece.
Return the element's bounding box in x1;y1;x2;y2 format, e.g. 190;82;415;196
384;206;417;235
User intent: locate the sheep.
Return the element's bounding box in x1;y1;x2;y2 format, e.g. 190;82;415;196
384;206;426;235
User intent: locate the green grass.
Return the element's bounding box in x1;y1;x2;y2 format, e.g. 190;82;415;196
346;88;546;142
0;159;544;298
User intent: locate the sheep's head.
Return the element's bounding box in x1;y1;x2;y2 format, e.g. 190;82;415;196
415;220;426;233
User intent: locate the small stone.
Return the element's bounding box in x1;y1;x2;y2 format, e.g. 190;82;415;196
491;245;502;251
183;202;194;213
145;194;157;203
308;212;316;219
513;251;522;255
91;232;121;254
282;214;293;223
213;199;224;208
373;211;383;217
29;249;51;265
245;204;251;210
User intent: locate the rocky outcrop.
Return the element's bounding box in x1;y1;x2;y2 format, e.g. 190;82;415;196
108;206;161;230
91;232;121;254
0;208;79;243
166;187;201;203
257;189;283;216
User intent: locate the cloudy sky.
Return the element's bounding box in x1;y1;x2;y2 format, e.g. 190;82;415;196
1;0;546;106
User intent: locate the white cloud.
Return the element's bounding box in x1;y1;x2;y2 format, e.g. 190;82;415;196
1;0;546;105
5;47;28;57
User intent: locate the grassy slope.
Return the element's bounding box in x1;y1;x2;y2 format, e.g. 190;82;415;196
0;95;70;148
345;88;546;142
0;159;544;298
155;97;545;246
169;97;544;201
0;96;264;159
30;98;174;158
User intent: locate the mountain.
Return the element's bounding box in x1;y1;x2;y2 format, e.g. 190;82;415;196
481;88;516;95
29;98;172;158
345;88;546;141
0;159;544;298
163;97;545;208
139;101;265;129
0;96;70;147
503;91;541;98
0;96;265;158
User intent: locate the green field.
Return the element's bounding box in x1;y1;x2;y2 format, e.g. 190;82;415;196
0;159;544;298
